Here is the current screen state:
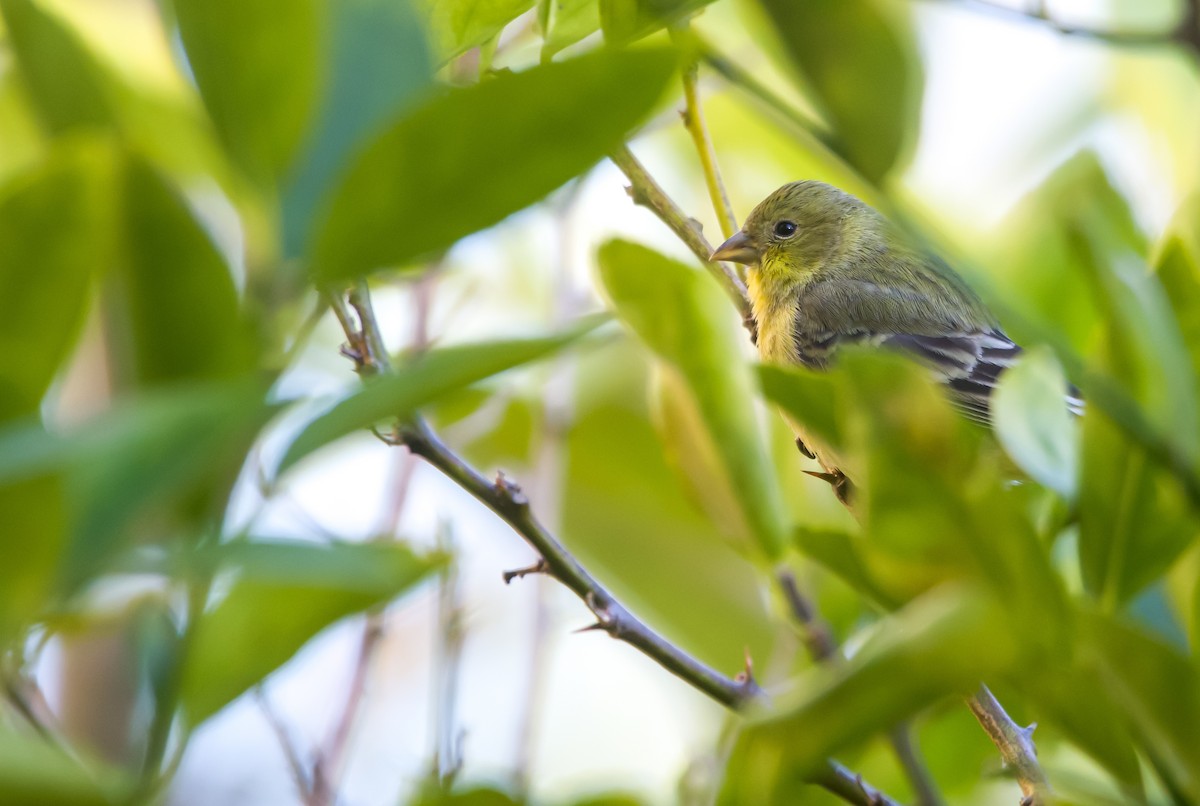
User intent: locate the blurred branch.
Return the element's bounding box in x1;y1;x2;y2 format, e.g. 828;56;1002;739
430;522;466;786
608;146;755;335
932;0;1200;54
778;572;944;806
256;689;318;806
967;685;1051;805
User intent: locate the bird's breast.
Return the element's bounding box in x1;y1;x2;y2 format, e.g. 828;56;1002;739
748;269;802;365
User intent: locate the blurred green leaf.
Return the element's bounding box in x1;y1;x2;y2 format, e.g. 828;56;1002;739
0;0;115;134
792;527;897;610
65;382;273;590
599;0;715;45
182;539;442;724
115;157;257;385
1082;610;1200;801
0;139;111;420
313;47;676;281
723;587;1016;801
1077;409;1198;609
598;239;790;559
279;321;603;474
173;0;323;182
0;729;120;805
1075;222;1199;466
282;0;432;257
0;475;66;646
563;340;775;673
756;364;843;457
756;0;920;182
0;382;272;592
539;0;601;59
416;0;534;60
992;347;1079;500
1021;662;1144;791
1155;213;1200;400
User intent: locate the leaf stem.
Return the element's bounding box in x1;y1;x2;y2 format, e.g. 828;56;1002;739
676;38;738;241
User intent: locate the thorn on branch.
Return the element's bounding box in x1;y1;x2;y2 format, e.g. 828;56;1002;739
795;436;815;460
1020;723;1038;743
734;646;756;689
803;468;854;504
493;472;529;507
503;559;548;585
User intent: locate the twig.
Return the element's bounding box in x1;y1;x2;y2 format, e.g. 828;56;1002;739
308;275;433;806
778;571;944;806
430;521;466;785
927;0;1200;53
256;688;316;805
967;685;1050;805
608;146;754;333
675;35;739;242
395;418;759;708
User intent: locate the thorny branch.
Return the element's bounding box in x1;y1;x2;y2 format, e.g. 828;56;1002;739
328;288;902;806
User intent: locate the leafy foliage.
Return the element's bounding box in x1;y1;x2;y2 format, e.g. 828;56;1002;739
0;0;1197;804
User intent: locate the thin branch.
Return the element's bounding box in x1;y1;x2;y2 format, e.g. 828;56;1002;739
256;688;317;805
967;685;1050;806
928;0;1200;53
608;146;754;335
778;571;944;806
395;417;759;708
309;275;433;806
675;37;739;241
430;521;466;785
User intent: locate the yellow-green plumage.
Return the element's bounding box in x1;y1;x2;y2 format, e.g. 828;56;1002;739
714;181;1032;426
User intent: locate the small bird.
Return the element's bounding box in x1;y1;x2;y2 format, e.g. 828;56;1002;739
711;181;1078;427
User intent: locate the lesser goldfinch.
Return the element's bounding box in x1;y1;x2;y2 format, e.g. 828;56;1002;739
711;181;1076;426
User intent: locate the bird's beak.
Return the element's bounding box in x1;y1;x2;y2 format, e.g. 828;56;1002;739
710;230;759;265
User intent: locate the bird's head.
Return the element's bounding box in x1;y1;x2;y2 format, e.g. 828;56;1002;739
710;181;871;279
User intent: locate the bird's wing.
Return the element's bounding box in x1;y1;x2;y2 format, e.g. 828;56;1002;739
792;277;1083;425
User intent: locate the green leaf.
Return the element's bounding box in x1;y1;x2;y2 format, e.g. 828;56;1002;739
115;157;257;385
0;729;120;805
562;340;776;672
598;0;716;45
282;0;433;257
992;346;1079;500
597;239;790;559
0;139;111;420
1077;408;1198;608
724;587;1016;798
181;539;442;724
792;526;898;610
539;0;601;59
416;0;535;60
278;321;603;474
1081;610;1200;801
173;0;323;182
312;47;676;281
64;382;274;590
0;0;115;134
756;0;921;181
0;474;66;645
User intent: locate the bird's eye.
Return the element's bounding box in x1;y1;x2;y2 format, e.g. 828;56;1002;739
773;220;798;239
